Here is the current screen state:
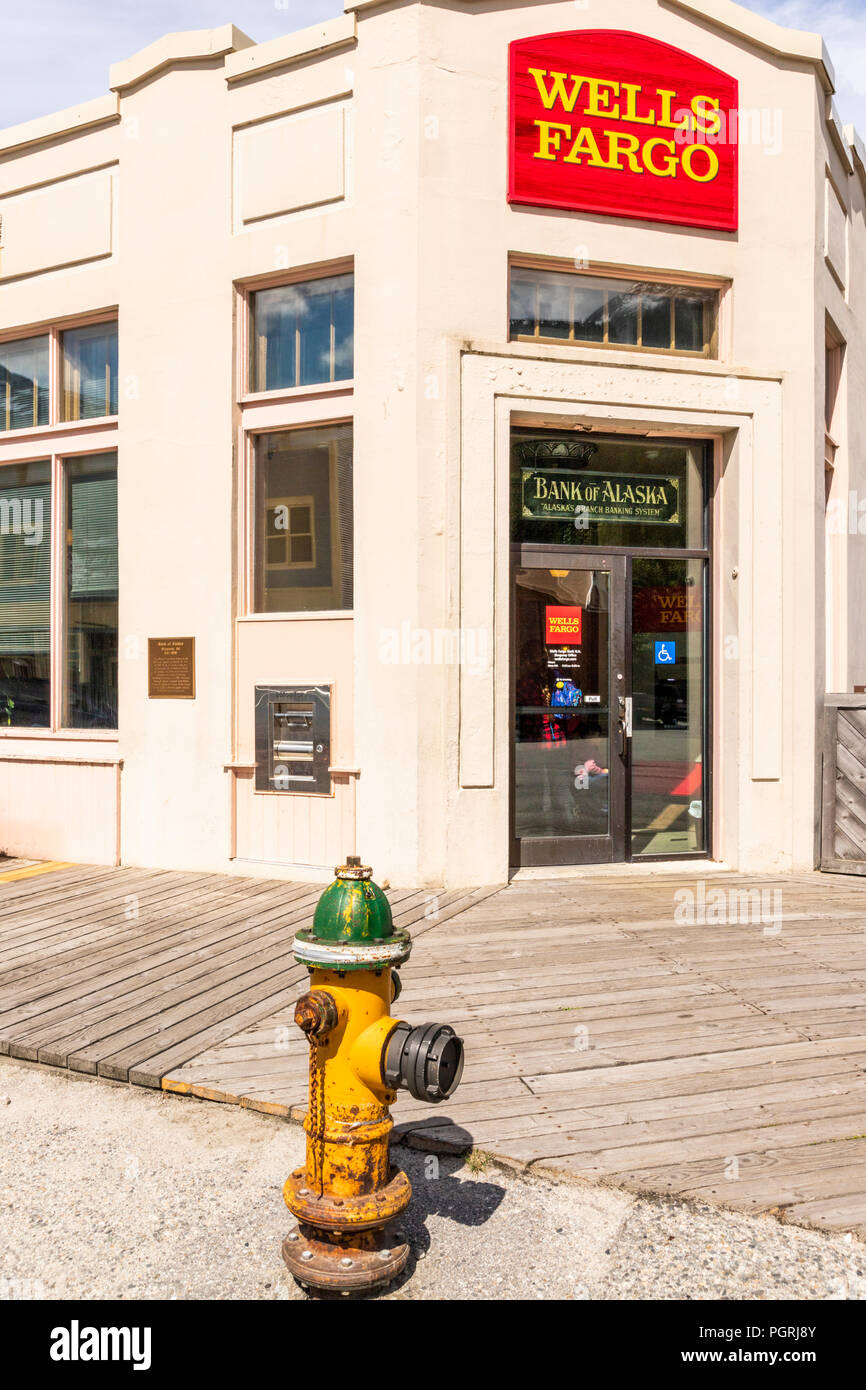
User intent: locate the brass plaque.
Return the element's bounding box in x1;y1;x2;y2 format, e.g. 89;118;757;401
148;637;195;699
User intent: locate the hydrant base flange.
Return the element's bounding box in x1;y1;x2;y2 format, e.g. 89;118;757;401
284;1164;411;1232
282;1222;409;1294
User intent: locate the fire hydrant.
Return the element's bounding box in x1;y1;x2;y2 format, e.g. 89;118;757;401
282;856;464;1295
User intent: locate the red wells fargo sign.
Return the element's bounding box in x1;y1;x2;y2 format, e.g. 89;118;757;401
546;606;583;645
508;30;739;231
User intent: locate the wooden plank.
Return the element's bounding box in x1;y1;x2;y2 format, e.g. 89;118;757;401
30;921;314;1067
526;1107;866;1174
127;978;314;1087
0;877;319;1014
780;1191;866;1231
0;871;218;966
0;867;282;962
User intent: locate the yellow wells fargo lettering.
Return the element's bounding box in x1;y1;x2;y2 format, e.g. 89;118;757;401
527;68;723;183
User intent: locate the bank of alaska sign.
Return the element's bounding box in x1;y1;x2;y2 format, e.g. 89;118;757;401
509;30;739;230
522;468;681;525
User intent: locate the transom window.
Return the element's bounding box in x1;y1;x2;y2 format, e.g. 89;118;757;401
510;266;718;358
249;274;353;392
1;337;49;432
62;323;118;421
0;321;118;433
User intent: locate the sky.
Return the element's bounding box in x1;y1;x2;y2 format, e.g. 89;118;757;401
0;0;865;134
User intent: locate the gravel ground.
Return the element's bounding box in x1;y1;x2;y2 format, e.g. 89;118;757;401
1;1056;864;1302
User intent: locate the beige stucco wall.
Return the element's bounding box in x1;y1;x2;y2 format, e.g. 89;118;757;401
0;0;863;886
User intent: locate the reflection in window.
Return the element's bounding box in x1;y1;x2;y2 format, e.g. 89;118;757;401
631;556;707;856
511;431;707;551
250;275;354;392
254;425;353;613
62;323;118;420
266;498;316;569
0;337;49;432
608;290;639;346
64;453;118;728
0;461;51;726
510;268;717;357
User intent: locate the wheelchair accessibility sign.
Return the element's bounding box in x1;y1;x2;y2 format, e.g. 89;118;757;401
655;641;676;665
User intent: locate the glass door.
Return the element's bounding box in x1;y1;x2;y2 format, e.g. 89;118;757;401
509;429;711;867
630;557;708;856
512;559;627;866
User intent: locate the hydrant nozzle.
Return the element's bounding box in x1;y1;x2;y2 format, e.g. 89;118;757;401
281;857;464;1296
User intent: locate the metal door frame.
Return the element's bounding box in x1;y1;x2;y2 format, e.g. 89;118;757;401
510;550;628;868
508;431;714;869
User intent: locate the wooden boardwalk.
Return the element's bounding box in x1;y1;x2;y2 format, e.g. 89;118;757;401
3;861;866;1236
165;870;866;1237
0;861;494;1086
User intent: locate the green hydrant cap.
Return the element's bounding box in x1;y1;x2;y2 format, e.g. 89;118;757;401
312;858;394;942
292;855;412;971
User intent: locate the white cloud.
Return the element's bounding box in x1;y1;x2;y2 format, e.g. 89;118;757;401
743;0;866;132
0;0;342;128
1;0;865;139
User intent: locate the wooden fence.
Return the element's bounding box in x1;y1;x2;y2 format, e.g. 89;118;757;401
821;695;866;873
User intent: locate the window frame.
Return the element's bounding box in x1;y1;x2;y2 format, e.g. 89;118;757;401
0;333;50;434
248;422;353;617
61;320;119;424
508;256;727;361
236;261;355;622
0;314;118;740
61;452;119;732
0;445;118;735
0;312;118;737
237;258;354;404
0;310;119;440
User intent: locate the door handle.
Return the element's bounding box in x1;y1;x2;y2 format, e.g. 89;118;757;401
618;696;632;758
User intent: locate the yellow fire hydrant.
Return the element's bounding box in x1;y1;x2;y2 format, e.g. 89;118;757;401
282;857;464;1295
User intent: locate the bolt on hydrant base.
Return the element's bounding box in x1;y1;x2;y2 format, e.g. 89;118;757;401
283;1223;410;1294
281;856;464;1296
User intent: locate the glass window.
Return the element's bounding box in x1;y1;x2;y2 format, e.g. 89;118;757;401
608;290;639;346
512;431;707;551
642;295;673;350
0;462;51;726
510;277;537;338
572;283;605;342
536;278;571;339
254;425;353;613
62;323;118;420
631;557;707;856
64;453;118;728
0;337;49;432
674;297;706;353
250;275;354;392
510;267;717;357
